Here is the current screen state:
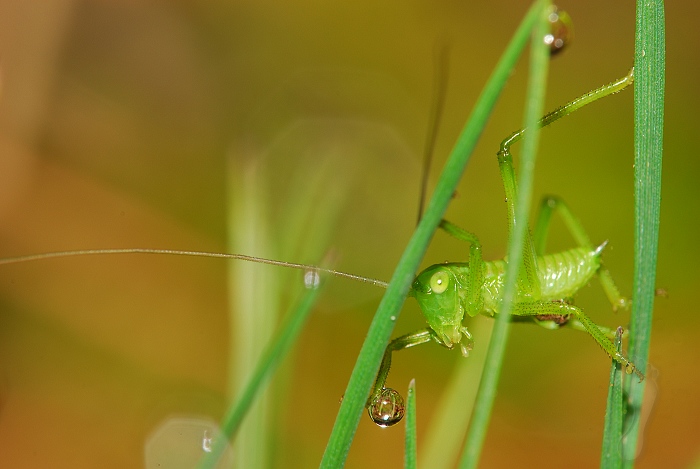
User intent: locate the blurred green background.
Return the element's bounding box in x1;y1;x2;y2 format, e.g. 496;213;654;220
0;1;694;468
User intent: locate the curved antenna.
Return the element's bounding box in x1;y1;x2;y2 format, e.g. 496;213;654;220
0;248;389;289
417;41;450;224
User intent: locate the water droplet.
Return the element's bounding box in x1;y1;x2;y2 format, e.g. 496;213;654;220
304;269;320;289
390;315;396;321
367;388;405;427
544;6;574;56
202;429;213;452
144;416;233;468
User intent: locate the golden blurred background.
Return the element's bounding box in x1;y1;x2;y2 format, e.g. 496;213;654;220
0;1;695;468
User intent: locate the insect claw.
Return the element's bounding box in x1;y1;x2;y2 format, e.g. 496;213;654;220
458;326;474;357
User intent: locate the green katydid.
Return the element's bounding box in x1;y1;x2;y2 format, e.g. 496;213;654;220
365;67;642;427
0;69;641;431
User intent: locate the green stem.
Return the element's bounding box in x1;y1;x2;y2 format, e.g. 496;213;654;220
197;280;323;469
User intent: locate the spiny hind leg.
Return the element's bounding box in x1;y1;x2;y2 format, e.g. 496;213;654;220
511;301;643;380
531;312;625;340
532;196;629;311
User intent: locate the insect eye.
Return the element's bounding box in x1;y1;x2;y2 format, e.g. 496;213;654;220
430;271;449;294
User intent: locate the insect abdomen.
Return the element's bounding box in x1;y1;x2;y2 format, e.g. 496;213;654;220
537;247;601;300
480;247;601;312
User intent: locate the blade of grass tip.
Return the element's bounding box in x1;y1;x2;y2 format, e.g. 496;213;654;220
320;2;552;467
622;1;665;465
405;379;417;469
601;327;625;469
459;2;551;467
197;274;325;469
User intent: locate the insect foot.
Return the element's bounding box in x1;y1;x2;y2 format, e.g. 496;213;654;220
367;388;405;427
615;350;645;382
612;296;631;312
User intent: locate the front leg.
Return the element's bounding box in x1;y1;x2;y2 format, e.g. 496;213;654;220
366;325;474;426
366;329;432;427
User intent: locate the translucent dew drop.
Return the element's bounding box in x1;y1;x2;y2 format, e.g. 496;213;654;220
202;429;213;452
367;388;405;427
144;416;233;468
304;269;320;289
544;6;574;56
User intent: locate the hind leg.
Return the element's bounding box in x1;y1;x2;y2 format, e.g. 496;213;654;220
533;196;629;311
511;300;643;381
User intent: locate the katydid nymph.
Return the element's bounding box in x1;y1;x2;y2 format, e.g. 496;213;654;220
365;67;643;427
0;69;641;431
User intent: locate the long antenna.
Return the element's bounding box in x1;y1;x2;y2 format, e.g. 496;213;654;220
0;248;389;289
417;41;450;224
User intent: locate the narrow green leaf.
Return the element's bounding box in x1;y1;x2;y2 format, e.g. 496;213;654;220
622;1;665;466
320;2;553;466
459;2;551;467
404;379;417;469
419;319;493;469
197;280;323;469
601;328;624;469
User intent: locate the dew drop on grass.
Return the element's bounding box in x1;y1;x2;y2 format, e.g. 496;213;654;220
304;269;320;289
367;388;405;427
144;416;233;468
544;6;574;56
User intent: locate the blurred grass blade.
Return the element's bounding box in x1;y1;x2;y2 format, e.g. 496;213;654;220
601;328;624;468
198;276;324;469
320;2;551;466
622;1;665;465
228;161;278;469
419;319;493;469
458;2;550;467
405;379;417;469
229;146;348;468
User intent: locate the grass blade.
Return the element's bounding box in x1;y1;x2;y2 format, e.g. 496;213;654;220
197;278;324;469
319;2;552;466
601;328;625;468
419;318;493;469
458;2;550;467
404;379;417;469
622;1;665;465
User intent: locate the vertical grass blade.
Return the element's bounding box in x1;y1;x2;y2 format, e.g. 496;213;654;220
228;162;278;469
197;280;323;469
601;328;625;468
319;2;551;466
458;3;550;467
404;379;418;469
419;319;493;469
229;149;347;468
622;1;665;465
